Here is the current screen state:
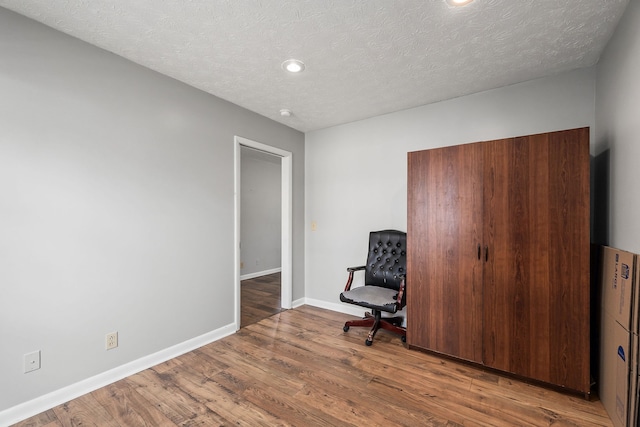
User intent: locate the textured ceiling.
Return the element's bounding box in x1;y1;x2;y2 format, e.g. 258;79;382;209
0;0;630;132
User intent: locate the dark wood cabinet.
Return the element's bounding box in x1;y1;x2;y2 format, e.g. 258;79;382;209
407;128;590;395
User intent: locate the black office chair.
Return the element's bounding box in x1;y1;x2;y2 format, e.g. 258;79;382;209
340;230;407;346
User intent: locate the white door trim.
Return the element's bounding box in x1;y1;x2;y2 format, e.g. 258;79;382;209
234;136;293;331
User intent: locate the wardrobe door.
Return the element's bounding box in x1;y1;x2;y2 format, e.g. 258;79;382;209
482;128;590;393
407;143;484;363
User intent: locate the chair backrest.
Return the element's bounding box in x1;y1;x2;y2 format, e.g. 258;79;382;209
364;230;407;291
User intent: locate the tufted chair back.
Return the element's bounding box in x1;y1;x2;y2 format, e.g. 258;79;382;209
364;230;406;291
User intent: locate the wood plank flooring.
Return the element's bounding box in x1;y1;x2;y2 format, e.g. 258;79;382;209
241;272;283;328
14;305;613;427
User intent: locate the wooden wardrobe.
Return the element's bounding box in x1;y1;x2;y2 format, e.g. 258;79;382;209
406;127;590;396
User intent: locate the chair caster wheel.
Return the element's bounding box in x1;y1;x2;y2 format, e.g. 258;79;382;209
401;335;407;343
343;325;350;332
365;339;373;346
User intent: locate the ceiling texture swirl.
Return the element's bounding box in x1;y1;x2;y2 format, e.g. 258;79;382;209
0;0;630;132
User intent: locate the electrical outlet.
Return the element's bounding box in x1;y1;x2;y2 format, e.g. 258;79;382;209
240;261;244;269
106;332;118;350
24;350;41;373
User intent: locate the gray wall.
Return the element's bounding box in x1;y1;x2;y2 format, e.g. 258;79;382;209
0;8;304;415
240;147;282;277
305;68;596;309
595;0;640;253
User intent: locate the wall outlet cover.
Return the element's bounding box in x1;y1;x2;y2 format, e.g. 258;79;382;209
106;332;118;350
24;350;41;373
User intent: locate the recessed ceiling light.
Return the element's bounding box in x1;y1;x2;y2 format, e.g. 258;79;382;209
280;109;292;117
447;0;474;6
282;59;305;73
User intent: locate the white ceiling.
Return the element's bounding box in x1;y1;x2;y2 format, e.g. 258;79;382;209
0;0;629;132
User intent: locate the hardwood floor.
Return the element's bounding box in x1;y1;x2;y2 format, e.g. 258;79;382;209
14;305;612;427
241;272;283;328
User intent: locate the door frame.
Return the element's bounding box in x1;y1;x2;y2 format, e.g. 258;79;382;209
234;136;293;331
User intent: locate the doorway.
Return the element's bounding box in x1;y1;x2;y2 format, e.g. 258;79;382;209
234;136;292;331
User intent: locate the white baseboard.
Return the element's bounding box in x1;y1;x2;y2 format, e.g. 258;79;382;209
298;297;366;317
0;323;236;427
300;297;407;325
240;267;282;281
291;297;307;308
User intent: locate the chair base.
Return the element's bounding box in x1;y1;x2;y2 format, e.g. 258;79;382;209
343;310;406;346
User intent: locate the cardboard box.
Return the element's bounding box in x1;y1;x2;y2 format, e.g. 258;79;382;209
601;311;632;427
629;332;638;426
601;246;638;332
600;246;640;427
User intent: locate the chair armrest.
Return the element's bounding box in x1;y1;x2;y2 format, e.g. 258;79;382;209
395;274;406;307
344;266;365;291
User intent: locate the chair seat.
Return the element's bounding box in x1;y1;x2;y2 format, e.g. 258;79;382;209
340;285;399;314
